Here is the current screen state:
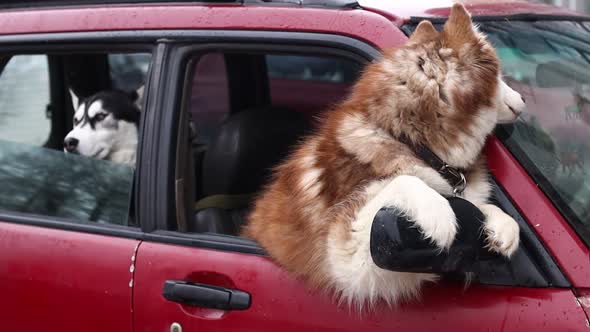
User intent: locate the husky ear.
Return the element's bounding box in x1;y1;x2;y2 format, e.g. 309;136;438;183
69;88;80;109
408;20;439;45
443;3;477;45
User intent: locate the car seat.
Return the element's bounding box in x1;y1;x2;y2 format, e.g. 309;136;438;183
192;106;310;235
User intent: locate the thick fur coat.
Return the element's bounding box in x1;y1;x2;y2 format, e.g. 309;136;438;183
64;90;141;166
244;4;526;308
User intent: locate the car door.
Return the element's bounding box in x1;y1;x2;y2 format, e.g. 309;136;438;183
0;224;139;332
133;32;588;331
0;43;154;332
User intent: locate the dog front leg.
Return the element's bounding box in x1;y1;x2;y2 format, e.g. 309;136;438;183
377;175;459;250
326;175;456;306
479;204;520;257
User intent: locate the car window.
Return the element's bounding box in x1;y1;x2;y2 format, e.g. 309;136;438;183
479;21;590;246
266;54;361;114
184;51;362;235
267;54;360;83
109;53;151;92
188;53;230;145
0;55;50;145
0;140;134;224
0;51;152;227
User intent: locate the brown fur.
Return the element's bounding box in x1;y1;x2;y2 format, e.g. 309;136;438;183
243;4;521;306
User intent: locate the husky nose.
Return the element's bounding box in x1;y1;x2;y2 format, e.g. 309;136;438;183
64;137;79;152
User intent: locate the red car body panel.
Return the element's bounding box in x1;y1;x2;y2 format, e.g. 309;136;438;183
134;241;587;332
485;138;590;288
0;222;139;332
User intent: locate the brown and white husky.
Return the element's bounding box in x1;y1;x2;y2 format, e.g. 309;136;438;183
243;3;526;308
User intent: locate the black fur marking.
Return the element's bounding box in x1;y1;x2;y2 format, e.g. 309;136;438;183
418;56;426;71
76;90;140;129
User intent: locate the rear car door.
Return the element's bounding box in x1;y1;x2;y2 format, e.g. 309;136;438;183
0;40;154;332
133;28;588;331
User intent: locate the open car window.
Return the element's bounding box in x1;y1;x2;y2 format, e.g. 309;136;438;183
182;51;362;235
178;45;561;287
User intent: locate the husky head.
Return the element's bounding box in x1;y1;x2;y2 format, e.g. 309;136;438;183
64;90;141;166
377;3;526;168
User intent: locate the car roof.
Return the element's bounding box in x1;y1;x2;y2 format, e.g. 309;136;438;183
3;0;587;22
358;0;588;22
0;0;359;11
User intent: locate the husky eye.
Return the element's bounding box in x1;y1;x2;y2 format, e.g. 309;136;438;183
73;117;80;126
94;113;107;121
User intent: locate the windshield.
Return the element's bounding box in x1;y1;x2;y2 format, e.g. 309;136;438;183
406;19;590;246
481;21;590;244
479;20;590;246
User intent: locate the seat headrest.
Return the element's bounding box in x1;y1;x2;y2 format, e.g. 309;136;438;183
201;107;310;196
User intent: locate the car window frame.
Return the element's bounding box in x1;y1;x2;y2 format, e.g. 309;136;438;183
135;31;380;253
0;34;157;239
136;29;571;289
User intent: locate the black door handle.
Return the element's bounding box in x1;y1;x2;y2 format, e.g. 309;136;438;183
162;280;251;310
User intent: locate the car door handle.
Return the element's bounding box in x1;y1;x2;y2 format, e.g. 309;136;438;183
162;280;251;310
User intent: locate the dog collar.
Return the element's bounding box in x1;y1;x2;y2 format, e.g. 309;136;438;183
399;135;467;195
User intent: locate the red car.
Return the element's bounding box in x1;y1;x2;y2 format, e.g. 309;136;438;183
1;0;589;331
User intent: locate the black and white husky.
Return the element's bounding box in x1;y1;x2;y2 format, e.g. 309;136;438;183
64;89;142;166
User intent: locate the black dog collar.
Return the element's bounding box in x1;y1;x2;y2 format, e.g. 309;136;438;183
399;135;467;195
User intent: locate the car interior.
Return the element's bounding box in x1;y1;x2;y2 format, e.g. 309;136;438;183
183;52;360;235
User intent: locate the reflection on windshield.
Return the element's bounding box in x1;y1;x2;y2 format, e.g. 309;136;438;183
479;20;590;242
0;140;133;225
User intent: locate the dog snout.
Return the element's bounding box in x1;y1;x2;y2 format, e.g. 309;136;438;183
64;137;79;153
508;105;523;118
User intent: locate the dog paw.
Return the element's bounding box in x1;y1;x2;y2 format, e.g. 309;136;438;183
480;204;520;257
383;175;458;250
412;190;457;250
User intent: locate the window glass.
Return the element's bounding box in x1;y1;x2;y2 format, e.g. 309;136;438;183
109;53;151;92
0;55;50;145
0;51;151;226
266;54;360;83
266;54;361;114
478;21;590;245
0;141;133;224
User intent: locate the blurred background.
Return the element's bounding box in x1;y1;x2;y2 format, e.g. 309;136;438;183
534;0;589;13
